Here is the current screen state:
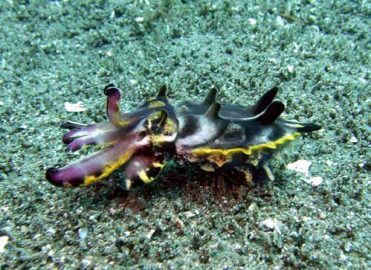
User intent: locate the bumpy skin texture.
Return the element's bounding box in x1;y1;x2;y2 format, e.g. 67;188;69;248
46;84;321;189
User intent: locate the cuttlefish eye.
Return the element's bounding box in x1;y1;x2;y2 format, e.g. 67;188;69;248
145;110;178;145
145;110;166;133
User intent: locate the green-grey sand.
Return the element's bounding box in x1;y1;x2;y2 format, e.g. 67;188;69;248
0;1;369;269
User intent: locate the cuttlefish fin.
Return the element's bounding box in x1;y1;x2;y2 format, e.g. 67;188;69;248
256;101;285;125
253;87;278;115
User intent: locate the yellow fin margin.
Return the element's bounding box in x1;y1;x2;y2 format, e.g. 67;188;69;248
191;132;300;160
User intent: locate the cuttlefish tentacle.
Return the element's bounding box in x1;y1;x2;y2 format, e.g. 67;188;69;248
61;121;87;130
62;121;132;152
46;133;150;187
120;153;166;190
104;85;132;127
62;121;117;143
61;84;145;151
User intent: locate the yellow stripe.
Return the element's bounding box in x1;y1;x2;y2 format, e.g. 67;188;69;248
148;100;165;109
114;115;129;126
138;169;153;183
152;162;165;168
83;149;135;186
192;132;300;158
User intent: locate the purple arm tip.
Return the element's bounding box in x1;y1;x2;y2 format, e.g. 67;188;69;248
46;167;84;187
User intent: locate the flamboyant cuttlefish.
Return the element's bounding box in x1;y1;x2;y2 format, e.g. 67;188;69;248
46;84;321;190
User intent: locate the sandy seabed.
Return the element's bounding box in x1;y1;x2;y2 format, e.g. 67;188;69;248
0;1;369;269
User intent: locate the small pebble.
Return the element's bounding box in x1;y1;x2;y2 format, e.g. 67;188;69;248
78;227;88;240
146;229;155;240
0;236;9;253
304;176;323;186
64;101;86;112
261;218;281;234
287;160;312;176
184;211;196;218
344;242;352;252
135;17;144;23
318;212;326;219
248;18;257;25
275;16;285;26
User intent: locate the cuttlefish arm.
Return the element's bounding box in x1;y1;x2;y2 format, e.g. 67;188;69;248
46;133;150;187
62;121;123;152
46;85;152;187
61;86;144;152
120;153;166;190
